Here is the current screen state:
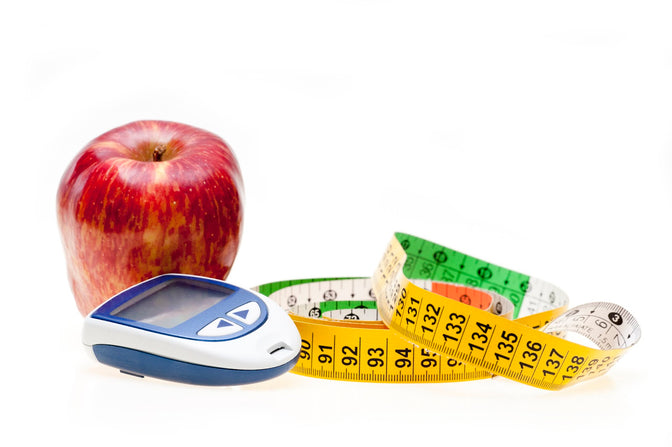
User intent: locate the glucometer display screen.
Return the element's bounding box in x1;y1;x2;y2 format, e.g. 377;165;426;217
112;280;233;328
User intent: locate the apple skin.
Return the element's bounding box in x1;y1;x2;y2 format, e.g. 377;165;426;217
57;120;244;316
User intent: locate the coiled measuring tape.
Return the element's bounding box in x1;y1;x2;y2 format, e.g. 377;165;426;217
253;233;641;390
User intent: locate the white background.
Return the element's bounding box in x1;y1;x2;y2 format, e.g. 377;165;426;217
1;1;670;446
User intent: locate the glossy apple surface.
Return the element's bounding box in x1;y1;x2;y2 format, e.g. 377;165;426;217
57;120;244;316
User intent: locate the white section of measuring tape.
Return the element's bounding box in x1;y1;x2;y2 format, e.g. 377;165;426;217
519;276;569;318
543;302;641;350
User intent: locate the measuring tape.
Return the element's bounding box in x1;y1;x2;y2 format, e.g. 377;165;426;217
254;233;640;390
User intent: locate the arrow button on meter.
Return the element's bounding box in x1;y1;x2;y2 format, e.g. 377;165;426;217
197;318;243;337
227;302;262;325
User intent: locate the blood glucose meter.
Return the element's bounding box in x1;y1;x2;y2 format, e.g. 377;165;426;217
82;274;301;386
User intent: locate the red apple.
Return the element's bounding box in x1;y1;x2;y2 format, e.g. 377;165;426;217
57;120;244;316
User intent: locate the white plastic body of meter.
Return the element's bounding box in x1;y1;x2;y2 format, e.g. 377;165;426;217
82;274;301;386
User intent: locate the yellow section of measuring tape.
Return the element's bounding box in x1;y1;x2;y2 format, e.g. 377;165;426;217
289;307;565;384
256;233;641;390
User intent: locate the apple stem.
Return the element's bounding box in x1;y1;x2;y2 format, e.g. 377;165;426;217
152;144;167;162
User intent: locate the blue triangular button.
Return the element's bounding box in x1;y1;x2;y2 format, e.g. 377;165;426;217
234;309;249;319
217;319;233;328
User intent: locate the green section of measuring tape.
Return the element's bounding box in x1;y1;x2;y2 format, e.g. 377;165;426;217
319;300;378;313
396;232;531;317
256;234;533;318
256;277;362;298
